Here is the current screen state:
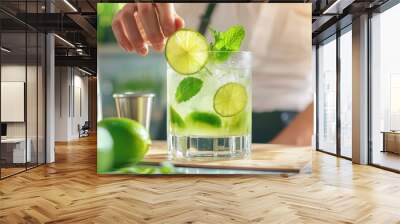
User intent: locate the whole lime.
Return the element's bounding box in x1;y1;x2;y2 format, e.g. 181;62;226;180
97;118;151;173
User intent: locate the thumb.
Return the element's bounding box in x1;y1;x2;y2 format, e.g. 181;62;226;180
174;14;185;31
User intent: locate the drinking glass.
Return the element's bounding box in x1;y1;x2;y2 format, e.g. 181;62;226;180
167;51;252;159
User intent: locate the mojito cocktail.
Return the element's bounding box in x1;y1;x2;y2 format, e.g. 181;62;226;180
166;27;251;159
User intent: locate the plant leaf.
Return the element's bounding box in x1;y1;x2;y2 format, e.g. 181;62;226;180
159;161;176;174
220;25;245;51
117;166;157;174
186;111;222;128
209;25;245;62
175;77;203;103
170;106;185;128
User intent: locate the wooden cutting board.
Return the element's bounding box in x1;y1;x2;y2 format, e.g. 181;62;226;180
142;141;312;173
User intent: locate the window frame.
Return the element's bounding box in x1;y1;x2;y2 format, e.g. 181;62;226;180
0;0;48;180
315;24;353;161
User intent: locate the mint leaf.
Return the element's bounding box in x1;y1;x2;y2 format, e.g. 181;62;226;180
209;25;245;62
117;163;176;174
175;77;203;103
159;161;176;174
186;111;222;128
117;166;157;174
170;106;185;128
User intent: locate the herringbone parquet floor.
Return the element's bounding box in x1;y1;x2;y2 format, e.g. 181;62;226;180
1;135;400;224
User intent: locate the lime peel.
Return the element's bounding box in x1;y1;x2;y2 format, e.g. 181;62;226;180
213;82;248;117
165;29;209;75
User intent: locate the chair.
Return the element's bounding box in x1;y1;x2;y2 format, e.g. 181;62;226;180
78;121;90;138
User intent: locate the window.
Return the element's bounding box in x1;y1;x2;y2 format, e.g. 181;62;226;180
0;0;47;179
370;2;400;171
317;36;337;154
339;28;352;158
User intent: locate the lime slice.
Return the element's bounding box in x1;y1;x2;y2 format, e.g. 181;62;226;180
165;29;209;75
213;83;248;117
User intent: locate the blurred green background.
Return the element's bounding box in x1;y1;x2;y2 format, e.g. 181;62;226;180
97;3;124;44
98;3;167;139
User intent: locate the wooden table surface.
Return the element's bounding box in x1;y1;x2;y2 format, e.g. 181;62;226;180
143;141;312;173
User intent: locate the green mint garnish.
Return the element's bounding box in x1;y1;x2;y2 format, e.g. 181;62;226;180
117;163;176;174
170;106;185;128
175;77;203;103
187;111;222;128
159;161;176;174
209;25;245;62
118;166;157;174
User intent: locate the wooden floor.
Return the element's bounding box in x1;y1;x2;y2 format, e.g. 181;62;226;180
372;150;400;171
1;163;44;178
1;135;400;224
1;167;25;178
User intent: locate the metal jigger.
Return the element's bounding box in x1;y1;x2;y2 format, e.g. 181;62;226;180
113;92;155;131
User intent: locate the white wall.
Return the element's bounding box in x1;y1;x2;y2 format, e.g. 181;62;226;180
1;65;26;81
54;66;69;141
70;73;89;138
1;65;36;138
1;65;26;136
54;67;89;141
1;64;46;163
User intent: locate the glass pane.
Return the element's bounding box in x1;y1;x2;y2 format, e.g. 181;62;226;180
1;12;27;177
38;32;45;165
318;37;337;154
340;29;352;158
371;3;400;171
27;30;38;169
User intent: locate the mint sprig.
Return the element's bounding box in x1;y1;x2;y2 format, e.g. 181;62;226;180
209;25;245;62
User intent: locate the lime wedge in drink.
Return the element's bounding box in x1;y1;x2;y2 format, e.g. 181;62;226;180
186;111;222;128
165;29;209;75
213;82;248;117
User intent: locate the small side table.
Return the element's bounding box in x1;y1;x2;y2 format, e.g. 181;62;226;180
382;131;400;155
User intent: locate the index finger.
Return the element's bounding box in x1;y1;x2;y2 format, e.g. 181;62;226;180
155;3;176;37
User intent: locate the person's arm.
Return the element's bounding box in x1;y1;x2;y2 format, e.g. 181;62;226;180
269;102;314;146
111;3;184;56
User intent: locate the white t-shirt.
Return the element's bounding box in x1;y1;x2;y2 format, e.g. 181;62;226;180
175;3;313;112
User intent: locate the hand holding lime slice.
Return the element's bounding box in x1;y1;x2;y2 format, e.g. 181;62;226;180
213;83;248;117
165;29;209;75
